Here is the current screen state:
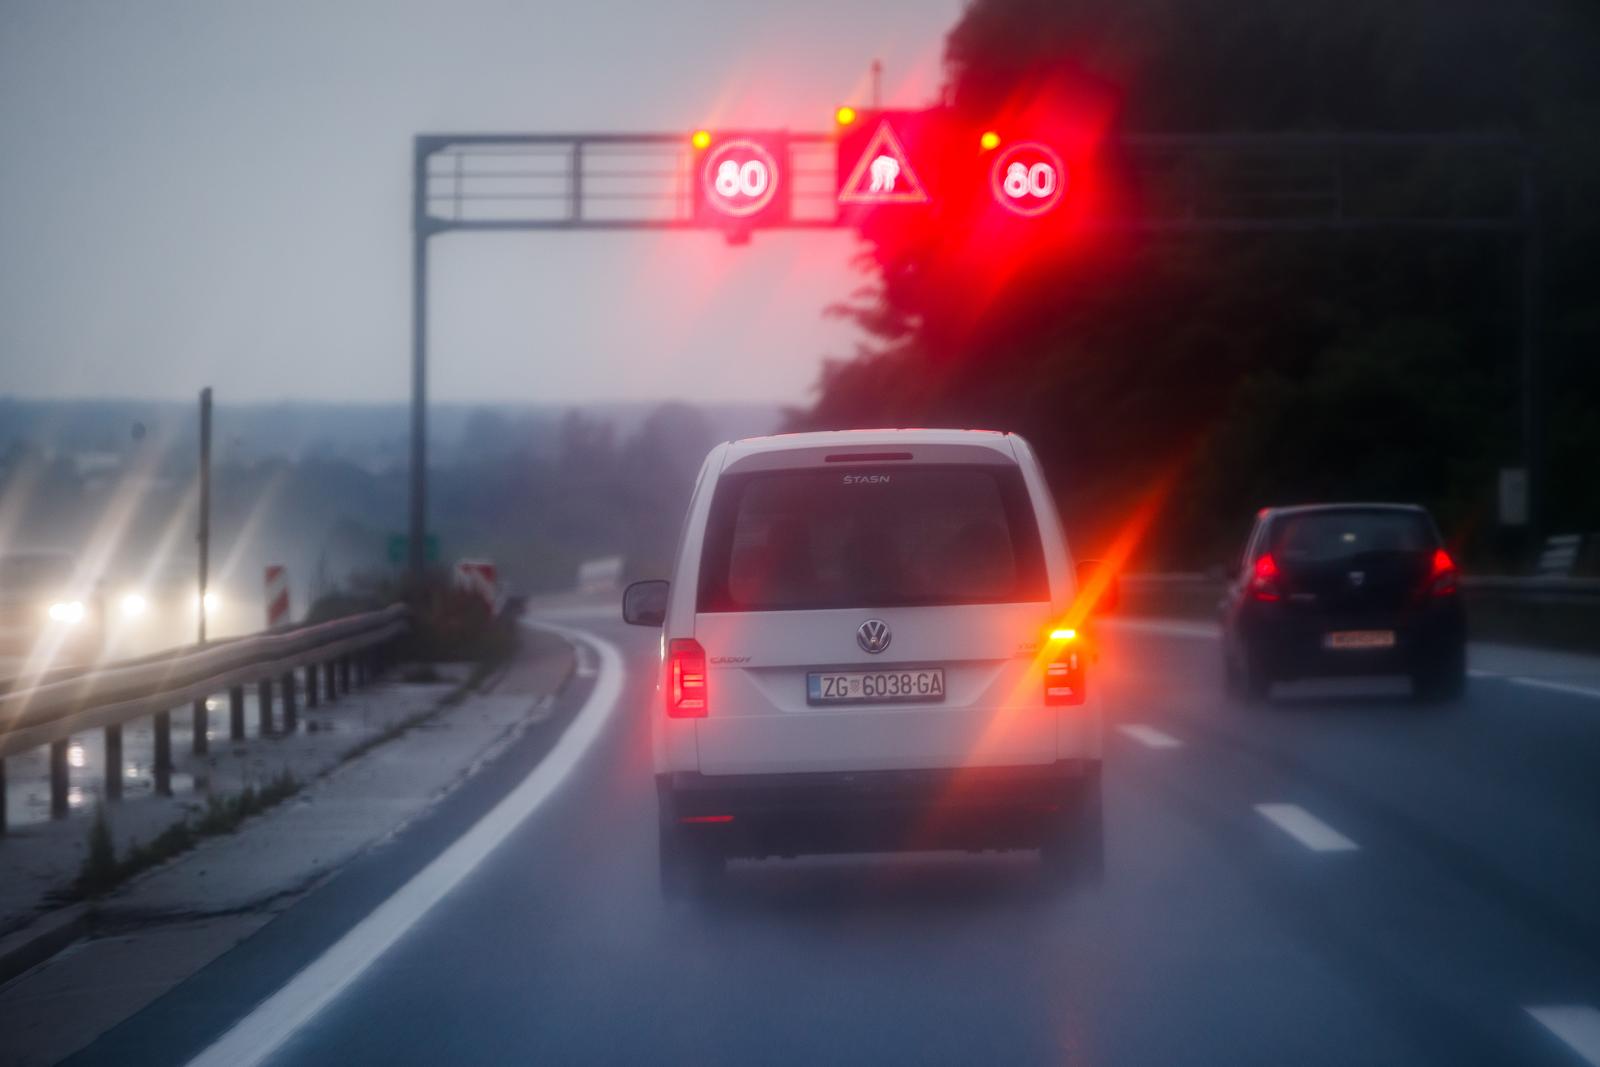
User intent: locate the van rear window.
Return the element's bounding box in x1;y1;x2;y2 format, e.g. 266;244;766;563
697;466;1048;612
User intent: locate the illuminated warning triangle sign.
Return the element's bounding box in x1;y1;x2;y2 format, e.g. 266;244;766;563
838;120;929;205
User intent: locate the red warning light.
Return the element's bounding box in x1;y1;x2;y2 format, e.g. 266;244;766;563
990;141;1066;217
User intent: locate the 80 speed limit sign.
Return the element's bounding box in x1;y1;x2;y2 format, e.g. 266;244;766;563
698;138;783;220
990;141;1066;217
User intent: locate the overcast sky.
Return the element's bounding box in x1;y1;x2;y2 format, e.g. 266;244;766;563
0;0;956;405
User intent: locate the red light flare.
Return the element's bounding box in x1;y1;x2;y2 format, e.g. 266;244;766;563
929;460;1188;790
914;73;1132;355
1060;463;1180;634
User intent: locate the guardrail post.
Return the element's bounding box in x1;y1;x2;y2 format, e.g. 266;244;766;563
305;662;320;707
192;698;209;756
280;672;298;733
324;661;338;702
230;685;245;740
153;711;172;796
257;679;274;736
50;739;70;818
105;724;123;801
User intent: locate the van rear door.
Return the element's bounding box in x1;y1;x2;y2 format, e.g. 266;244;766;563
690;463;1061;775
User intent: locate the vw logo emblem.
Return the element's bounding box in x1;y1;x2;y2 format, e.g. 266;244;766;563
856;619;892;654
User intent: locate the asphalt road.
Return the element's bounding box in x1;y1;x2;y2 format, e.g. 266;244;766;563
67;612;1600;1066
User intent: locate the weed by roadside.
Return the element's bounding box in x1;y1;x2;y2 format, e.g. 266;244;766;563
73;769;300;899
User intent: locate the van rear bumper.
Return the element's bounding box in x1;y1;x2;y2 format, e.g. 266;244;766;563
657;760;1097;855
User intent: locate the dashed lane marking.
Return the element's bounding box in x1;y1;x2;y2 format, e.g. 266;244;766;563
1508;676;1600;701
1255;803;1359;852
1527;1005;1600;1066
1117;724;1184;749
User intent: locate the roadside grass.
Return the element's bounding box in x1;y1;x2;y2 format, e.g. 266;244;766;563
75;769;300;898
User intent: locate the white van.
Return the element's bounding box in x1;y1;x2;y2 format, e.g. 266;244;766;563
622;429;1112;891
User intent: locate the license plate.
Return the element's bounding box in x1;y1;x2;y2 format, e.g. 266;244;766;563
807;668;946;705
1324;630;1396;650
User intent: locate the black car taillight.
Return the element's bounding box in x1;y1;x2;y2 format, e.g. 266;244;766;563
1248;553;1283;602
1428;548;1459;596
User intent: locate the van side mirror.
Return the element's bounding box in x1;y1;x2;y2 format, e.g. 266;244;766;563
622;579;669;626
1076;559;1119;615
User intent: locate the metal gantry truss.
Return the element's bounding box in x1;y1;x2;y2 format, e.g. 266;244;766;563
407;131;1539;574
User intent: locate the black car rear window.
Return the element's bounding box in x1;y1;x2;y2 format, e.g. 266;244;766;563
698;465;1048;612
1270;510;1436;563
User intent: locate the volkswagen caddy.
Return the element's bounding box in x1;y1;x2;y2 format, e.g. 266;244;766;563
623;429;1110;892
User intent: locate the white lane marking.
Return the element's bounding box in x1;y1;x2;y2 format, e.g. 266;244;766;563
1508;676;1600;701
1102;618;1221;640
1528;1005;1600;1066
1117;724;1183;749
575;644;598;678
186;625;625;1067
1254;803;1359;852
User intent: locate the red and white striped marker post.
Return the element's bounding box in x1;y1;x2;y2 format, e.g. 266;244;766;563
453;559;498;613
264;565;291;628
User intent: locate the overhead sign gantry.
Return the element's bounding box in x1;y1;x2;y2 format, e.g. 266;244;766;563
404;118;1540;578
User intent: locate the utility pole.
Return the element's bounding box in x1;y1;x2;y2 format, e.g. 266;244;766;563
870;59;882;109
1519;155;1543;547
409;138;432;586
197;387;212;645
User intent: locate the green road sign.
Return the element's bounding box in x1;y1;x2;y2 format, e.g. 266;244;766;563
388;533;439;565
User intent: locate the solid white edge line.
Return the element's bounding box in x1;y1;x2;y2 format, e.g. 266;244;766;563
1254;803;1359;852
1528;1005;1600;1066
1117;724;1184;749
185;624;626;1067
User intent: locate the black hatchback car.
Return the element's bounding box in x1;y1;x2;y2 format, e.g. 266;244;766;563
1220;503;1466;701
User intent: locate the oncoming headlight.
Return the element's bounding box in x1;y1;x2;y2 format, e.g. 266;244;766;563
120;592;148;619
48;600;86;625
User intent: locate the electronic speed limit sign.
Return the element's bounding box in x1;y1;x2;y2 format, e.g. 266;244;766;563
990;141;1066;217
694;135;789;226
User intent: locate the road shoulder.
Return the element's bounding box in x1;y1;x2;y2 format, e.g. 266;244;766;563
0;629;575;1067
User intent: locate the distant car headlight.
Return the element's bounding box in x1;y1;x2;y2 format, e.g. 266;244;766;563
48;600;86;624
198;591;220;615
120;592;148;619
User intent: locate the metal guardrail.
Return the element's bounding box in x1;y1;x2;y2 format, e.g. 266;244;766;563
1118;574;1600;655
0;605;408;832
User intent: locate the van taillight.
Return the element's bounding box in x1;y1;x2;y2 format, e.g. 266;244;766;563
1249;553;1282;602
667;638;708;718
1044;631;1086;706
1428;548;1459;596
